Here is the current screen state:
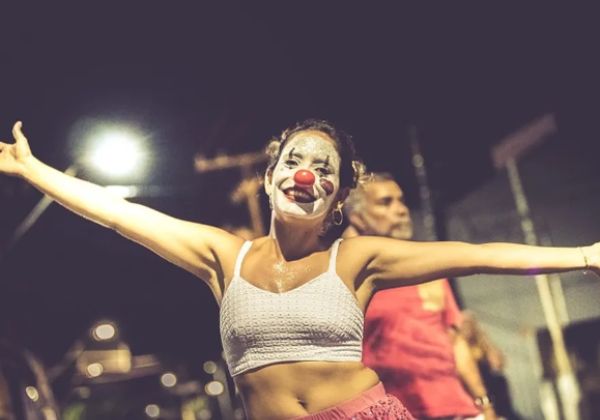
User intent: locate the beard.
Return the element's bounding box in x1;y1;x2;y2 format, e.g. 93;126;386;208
387;223;413;240
362;217;413;240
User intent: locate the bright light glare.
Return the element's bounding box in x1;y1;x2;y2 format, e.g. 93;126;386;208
75;386;91;399
203;361;217;374
88;128;145;177
145;404;160;418
25;386;39;401
105;185;139;198
160;372;177;388
205;380;224;396
92;323;116;341
42;408;58;420
198;408;212;420
86;363;104;378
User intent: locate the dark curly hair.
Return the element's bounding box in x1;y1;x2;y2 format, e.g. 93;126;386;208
265;119;365;191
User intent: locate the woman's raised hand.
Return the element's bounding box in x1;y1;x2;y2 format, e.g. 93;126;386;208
0;121;33;177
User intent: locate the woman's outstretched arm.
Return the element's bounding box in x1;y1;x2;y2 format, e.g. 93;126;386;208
348;236;598;290
1;122;240;290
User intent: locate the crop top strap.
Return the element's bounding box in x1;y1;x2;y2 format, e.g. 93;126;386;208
234;241;253;278
328;238;343;274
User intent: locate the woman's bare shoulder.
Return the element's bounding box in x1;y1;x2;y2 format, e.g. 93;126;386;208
337;235;414;275
338;235;393;255
336;236;380;272
202;229;260;302
208;228;253;263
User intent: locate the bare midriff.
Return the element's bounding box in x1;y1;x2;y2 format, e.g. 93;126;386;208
234;360;380;420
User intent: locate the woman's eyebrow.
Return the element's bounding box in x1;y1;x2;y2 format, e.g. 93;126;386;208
314;156;331;166
286;150;332;167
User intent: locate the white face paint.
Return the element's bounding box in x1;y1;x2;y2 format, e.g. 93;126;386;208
268;131;341;222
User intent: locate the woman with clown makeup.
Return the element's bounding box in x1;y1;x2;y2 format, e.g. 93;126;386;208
1;119;599;419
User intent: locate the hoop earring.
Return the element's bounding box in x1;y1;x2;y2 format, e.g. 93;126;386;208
332;202;344;226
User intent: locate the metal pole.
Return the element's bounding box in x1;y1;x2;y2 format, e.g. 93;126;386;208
408;125;437;241
3;165;77;258
195;152;268;237
237;166;265;237
505;158;580;420
213;361;234;420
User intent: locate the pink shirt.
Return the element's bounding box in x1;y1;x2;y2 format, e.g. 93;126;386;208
362;280;480;418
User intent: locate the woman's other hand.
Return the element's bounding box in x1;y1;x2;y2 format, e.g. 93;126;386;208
0;121;34;177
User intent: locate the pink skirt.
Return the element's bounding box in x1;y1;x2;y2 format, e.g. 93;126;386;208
293;382;415;419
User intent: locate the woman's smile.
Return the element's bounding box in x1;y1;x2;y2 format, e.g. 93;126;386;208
284;186;317;203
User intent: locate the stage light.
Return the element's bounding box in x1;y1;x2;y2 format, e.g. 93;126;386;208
105;185;139;198
198;408;212;420
42;408;58;420
160;372;177;388
75;386;91;399
86;362;104;378
145;404;160;418
205;380;224;396
25;386;39;402
203;360;217;374
89;130;143;176
92;322;117;341
81;123;148;179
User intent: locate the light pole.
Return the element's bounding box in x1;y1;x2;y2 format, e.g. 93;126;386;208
492;114;580;420
194;151;268;238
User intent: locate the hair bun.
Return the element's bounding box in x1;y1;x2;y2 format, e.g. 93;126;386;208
351;160;368;187
265;138;281;161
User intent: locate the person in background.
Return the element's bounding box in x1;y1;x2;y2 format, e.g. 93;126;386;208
462;311;521;420
344;172;498;419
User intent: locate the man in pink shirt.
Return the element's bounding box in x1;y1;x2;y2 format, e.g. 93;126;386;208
343;173;497;420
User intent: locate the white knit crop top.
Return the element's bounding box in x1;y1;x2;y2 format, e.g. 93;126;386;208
219;239;364;377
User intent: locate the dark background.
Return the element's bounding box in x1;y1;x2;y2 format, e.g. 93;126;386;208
1;3;598;384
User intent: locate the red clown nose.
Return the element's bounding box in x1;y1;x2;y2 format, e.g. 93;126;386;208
294;169;316;186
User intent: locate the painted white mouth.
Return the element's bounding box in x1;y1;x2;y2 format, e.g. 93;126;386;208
283;187;316;203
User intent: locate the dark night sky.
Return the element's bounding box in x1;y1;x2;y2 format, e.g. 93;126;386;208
1;3;598;380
